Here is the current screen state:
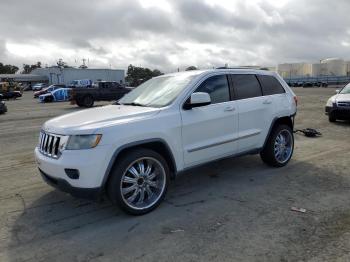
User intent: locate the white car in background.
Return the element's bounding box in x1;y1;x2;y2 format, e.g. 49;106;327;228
32;83;47;91
325;83;350;122
35;69;297;215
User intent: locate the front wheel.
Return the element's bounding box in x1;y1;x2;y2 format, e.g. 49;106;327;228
260;124;294;167
107;149;170;215
328;114;336;122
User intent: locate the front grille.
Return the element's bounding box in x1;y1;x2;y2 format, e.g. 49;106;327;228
337;101;350;107
39;132;63;158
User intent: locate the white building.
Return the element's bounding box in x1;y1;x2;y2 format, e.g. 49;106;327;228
278;58;350;78
32;67;125;85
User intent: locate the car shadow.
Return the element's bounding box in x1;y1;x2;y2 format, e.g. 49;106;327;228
6;154;350;261
333;120;350;126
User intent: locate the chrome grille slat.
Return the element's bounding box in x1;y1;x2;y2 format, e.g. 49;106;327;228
38;131;63;159
49;136;55;155
42;133;47;151
45;135;50;152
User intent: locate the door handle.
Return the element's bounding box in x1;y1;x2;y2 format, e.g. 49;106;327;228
263;99;272;105
224;106;236;111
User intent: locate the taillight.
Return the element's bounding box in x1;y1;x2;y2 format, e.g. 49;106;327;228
293;96;298;106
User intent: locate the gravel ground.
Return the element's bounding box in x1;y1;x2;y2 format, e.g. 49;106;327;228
0;88;350;262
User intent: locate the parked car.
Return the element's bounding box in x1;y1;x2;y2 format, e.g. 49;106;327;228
325;83;350;122
34;84;66;98
0;95;7;114
39;88;71;103
0;91;22;100
69;79;92;88
22;83;32;91
70;81;130;107
35;69;297;215
32;83;47;91
302;81;314;88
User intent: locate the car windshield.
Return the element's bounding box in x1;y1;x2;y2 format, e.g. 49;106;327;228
340;84;350;94
118;73;199;107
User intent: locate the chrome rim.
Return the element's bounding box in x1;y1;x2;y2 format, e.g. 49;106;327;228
120;157;166;210
274;129;293;164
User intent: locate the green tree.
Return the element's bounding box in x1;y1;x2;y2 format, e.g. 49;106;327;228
57;59;71;68
126;64;163;87
22;61;41;74
0;63;19;74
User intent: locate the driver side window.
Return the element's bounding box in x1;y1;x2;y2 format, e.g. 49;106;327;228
194;75;230;104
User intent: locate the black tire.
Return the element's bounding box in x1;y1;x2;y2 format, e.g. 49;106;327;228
328;114;336;122
76;99;84;107
0;105;6;114
260;124;294;167
83;95;94;107
46;96;53;103
107;148;170;215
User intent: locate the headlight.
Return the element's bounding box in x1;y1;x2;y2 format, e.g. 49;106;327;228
66;134;102;150
326;98;335;107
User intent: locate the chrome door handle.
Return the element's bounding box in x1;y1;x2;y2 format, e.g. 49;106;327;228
263;100;272;105
224;106;235;111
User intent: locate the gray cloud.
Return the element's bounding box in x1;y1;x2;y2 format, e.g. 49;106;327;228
0;0;350;71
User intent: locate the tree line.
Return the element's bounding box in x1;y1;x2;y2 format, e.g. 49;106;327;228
1;60;198;87
0;59;83;74
125;64;197;86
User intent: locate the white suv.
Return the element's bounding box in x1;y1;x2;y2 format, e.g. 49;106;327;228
35;69;297;215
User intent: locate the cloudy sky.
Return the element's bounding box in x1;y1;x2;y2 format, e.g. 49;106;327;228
1;0;350;72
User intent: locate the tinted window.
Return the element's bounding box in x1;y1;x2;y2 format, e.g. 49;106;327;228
231;74;262;100
257;75;285;95
195;75;230;104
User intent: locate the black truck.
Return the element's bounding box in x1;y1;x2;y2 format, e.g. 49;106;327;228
70;81;131;107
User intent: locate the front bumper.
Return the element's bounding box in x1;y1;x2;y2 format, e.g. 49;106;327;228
39;169;101;199
325;106;350;119
35;145;113;196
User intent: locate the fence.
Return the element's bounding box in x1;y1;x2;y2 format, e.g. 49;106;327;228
284;75;350;86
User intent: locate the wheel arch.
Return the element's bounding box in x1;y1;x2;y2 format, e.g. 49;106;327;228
102;139;177;189
262;115;295;150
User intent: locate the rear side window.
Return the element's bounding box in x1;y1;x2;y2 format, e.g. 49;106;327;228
195;75;230;104
257;75;285;95
230;74;262;100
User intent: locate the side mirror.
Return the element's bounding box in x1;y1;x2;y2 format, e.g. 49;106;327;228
184;92;211;110
336;89;340;93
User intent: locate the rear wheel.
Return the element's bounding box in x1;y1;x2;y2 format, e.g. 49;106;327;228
260;124;294;167
82;95;94;107
107;149;170;215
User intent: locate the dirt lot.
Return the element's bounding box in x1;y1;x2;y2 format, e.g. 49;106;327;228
0;89;350;262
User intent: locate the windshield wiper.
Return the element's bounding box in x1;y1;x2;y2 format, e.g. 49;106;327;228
121;102;147;107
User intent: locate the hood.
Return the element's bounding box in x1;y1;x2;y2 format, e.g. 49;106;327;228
43;105;160;135
335;93;350;102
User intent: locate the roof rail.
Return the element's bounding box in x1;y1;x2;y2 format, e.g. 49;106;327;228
216;66;267;70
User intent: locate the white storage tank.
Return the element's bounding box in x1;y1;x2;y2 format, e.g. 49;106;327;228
320;58;346;76
277;63;311;78
346;61;350;76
